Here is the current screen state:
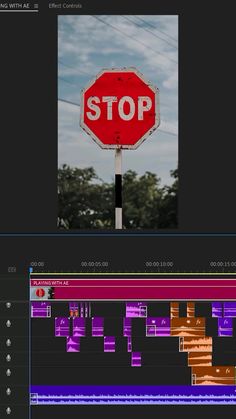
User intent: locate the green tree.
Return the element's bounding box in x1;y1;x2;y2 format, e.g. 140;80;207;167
122;170;163;228
58;164;113;229
58;165;178;229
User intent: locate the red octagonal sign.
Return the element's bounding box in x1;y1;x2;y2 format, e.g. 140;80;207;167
80;68;160;149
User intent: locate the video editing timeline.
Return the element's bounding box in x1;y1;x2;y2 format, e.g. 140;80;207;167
29;273;236;405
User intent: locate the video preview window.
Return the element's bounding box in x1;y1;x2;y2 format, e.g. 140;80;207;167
58;15;178;230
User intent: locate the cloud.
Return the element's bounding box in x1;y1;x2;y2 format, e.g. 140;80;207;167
58;15;178;186
163;69;178;89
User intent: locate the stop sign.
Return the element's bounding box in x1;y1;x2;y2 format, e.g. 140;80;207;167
80;68;160;149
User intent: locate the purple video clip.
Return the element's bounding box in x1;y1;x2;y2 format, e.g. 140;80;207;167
55;318;70;337
67;337;80;352
104;336;115;352
212;303;223;318
72;317;86;337
31;302;51;318
126;302;147;318
224;302;236;318
218;318;233;337
146;317;170;336
131;352;142;367
92;317;104;337
127;336;132;352
123;318;132;337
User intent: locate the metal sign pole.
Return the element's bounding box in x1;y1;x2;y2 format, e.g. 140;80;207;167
115;148;122;229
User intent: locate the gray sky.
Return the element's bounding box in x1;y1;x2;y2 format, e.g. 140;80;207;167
58;15;178;185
